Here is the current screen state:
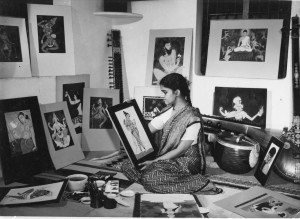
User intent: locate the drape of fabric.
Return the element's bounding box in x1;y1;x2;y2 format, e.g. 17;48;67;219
121;105;208;193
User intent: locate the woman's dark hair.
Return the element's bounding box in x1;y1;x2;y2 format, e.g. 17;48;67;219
159;73;191;105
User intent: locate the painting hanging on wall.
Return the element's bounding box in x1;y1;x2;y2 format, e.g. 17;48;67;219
82;88;120;151
56;74;90;140
27;4;75;76
37;15;66;53
206;19;283;79
213;87;267;128
0;16;31;78
0;96;52;184
146;28;193;85
40;102;84;170
134;86;166;121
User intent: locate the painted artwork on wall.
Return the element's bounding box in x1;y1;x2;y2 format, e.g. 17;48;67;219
213;87;267;128
37;15;66;53
0;16;31;78
206;19;283;79
0;25;22;62
82;88;120;151
89;97;113;129
146;28;193;85
219;28;268;62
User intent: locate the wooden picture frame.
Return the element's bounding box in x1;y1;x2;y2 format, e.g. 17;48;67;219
206;19;283;79
0;180;68;207
254;137;284;186
56;74;90;142
146;28;193;85
106;99;157;169
40;101;84;169
213;86;267;128
134;86;166;121
0;16;31;78
82;88;120;151
27;4;75;76
0;96;52;184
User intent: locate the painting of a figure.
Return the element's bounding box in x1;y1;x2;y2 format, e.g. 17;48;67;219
5;110;37;157
89;97;112;129
143;96;166;121
213;87;267;128
62;82;85;134
0;25;22;62
152;37;185;84
44;110;74;151
241;196;300;218
220;28;268;62
37;15;65;53
115;106;154;159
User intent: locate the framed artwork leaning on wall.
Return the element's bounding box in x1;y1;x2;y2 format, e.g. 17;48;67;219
0;96;52;184
145;28;193;85
40;101;84;170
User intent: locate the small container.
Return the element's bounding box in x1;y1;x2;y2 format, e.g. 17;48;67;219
104;193;117;209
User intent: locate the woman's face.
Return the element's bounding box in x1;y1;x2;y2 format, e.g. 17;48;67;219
164;42;171;51
160;85;176;106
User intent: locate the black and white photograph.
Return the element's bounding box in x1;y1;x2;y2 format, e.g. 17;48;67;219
0;25;22;62
44;110;74;150
62;82;85;134
254;137;284;186
90;97;112;129
37;15;65;53
220;28;268;62
213;87;267;128
143;96;166;120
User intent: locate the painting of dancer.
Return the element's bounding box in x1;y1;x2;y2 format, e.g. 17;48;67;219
0;25;22;62
37;15;65;53
44;110;74;151
219;28;267;62
5;110;37;157
89;97;112;129
62;82;85;134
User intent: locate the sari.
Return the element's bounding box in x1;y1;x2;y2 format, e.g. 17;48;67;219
121;105;209;193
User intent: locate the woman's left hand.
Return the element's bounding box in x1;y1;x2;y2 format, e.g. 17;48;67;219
139;160;155;170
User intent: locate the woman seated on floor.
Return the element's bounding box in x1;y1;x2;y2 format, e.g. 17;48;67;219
122;73;223;194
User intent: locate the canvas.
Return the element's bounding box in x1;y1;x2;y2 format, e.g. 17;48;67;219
0;96;52;184
82;88;120;151
134;86;166;121
40;101;84;170
146;28;193;85
27;4;75;76
106;99;156;169
206;19;283;79
0;16;31;78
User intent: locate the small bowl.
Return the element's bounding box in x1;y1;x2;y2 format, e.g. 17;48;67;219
67;174;88;192
96;180;106;188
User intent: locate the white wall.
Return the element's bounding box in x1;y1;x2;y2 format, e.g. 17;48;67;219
115;0;295;130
